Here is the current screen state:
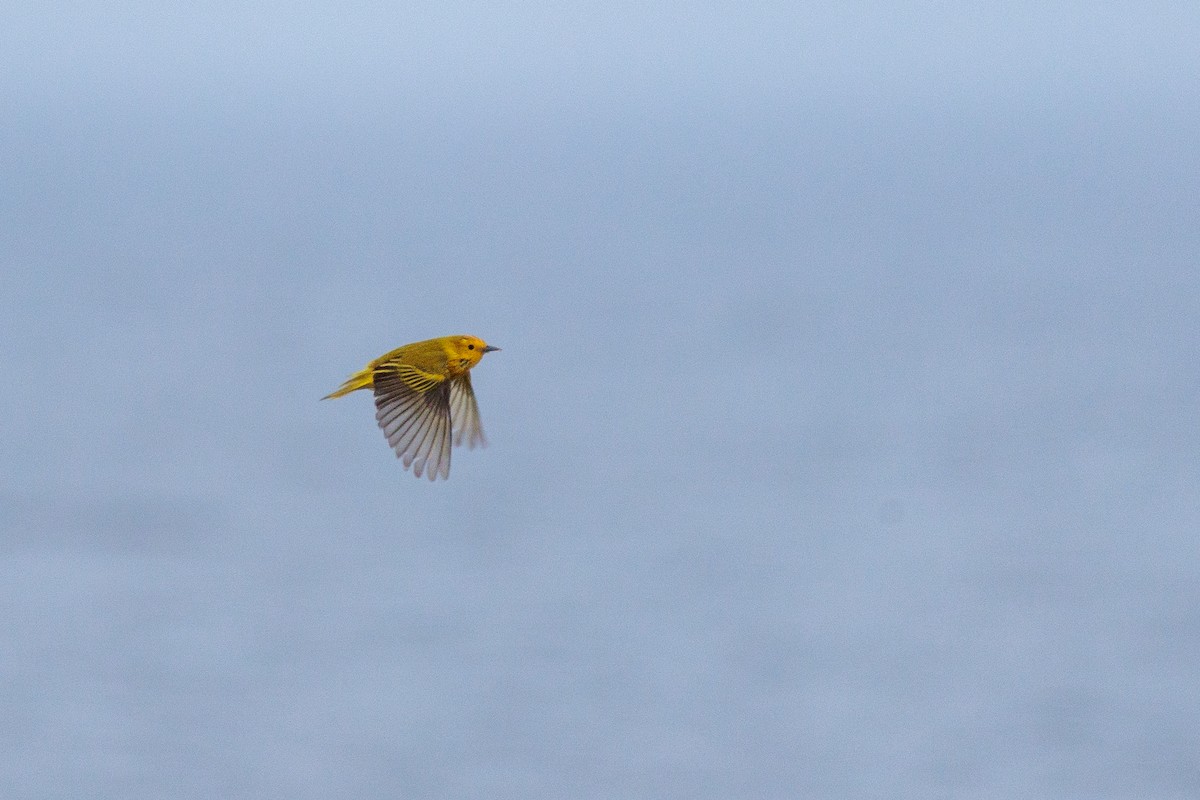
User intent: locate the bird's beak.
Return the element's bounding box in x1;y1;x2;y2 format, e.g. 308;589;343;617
483;345;501;353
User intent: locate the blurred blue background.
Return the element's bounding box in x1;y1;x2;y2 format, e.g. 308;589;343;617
3;3;1199;797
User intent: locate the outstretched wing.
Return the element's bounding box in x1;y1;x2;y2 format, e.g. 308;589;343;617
373;364;452;481
449;372;487;449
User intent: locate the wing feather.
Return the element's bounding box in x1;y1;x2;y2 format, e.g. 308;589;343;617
373;367;453;480
448;373;487;449
419;398;452;481
405;397;442;478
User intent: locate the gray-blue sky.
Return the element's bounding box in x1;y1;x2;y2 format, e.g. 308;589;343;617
3;3;1199;798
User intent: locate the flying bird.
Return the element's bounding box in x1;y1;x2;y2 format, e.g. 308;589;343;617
324;335;499;480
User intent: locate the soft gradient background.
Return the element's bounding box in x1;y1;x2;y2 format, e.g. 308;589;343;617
3;3;1199;798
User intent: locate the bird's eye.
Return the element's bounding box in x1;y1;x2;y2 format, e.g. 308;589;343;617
467;344;475;350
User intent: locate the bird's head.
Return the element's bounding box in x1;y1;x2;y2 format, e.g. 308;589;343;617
450;335;500;369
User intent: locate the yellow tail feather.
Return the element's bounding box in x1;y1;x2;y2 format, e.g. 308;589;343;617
322;368;374;400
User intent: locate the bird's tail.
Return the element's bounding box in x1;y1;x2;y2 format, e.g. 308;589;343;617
322;368;374;400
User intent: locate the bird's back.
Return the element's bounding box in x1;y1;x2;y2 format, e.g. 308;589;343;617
371;338;451;376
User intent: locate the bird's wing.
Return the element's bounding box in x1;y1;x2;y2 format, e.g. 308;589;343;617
449;372;487;449
373;365;452;481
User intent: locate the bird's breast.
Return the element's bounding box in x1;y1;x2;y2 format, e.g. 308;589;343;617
446;359;472;377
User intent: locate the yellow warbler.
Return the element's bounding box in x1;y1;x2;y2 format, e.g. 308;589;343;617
324;335;499;480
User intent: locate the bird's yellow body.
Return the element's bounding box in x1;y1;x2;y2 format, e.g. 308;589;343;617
324;335;498;480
